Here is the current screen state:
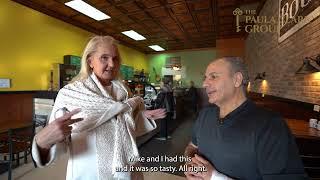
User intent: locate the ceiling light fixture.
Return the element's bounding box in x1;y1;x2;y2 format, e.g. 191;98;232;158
121;30;146;41
148;45;165;51
65;0;110;21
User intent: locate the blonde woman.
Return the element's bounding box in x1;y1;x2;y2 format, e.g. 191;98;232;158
32;36;166;180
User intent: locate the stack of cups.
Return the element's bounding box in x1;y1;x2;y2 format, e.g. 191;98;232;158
309;118;320;130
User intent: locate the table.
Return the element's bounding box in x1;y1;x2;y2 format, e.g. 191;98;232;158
285;118;320;140
0;122;32;133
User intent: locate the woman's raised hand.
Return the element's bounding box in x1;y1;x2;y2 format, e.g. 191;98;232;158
35;109;82;149
143;108;166;120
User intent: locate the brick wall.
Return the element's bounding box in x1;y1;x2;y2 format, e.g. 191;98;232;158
245;0;320;104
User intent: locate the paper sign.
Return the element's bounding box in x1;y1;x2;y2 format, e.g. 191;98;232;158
0;79;11;88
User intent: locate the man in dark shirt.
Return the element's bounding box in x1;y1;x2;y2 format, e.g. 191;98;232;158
184;57;307;180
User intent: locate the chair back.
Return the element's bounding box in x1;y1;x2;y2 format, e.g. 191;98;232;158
10;122;35;148
0;129;14;180
0;122;35;180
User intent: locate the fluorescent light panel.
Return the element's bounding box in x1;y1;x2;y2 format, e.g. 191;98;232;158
121;30;146;41
65;0;110;21
149;45;165;51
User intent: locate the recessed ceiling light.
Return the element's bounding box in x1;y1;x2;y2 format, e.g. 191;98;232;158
121;30;146;41
65;0;110;21
148;45;165;51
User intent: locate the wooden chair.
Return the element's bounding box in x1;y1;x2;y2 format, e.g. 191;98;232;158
0;131;13;180
0;122;36;180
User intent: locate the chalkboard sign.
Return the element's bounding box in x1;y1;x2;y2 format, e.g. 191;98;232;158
120;65;134;80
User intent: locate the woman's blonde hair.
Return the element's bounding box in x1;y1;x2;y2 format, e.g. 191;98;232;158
72;35;121;82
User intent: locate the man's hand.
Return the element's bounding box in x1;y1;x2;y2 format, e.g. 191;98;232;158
191;154;215;180
143;108;166;120
185;161;204;180
184;143;201;179
35;108;82;149
184;142;198;158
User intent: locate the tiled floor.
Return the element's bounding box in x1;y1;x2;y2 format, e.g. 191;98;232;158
139;114;195;177
0;112;195;180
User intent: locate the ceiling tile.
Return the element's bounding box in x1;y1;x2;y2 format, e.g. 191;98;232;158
105;6;124;17
218;0;236;7
192;0;210;11
117;1;140;13
176;14;193;23
218;7;235;16
159;17;176;25
183;22;196;29
147;7;168;18
141;0;161;8
118;16;135;24
129;11;150;21
72;15;96;24
171;2;188;14
167;0;184;3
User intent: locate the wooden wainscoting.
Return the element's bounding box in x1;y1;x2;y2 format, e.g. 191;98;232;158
0;92;35;132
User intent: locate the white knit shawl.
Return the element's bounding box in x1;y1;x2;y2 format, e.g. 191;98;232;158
55;73;152;179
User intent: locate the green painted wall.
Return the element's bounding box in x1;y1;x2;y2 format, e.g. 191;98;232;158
0;0;148;91
147;49;216;87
